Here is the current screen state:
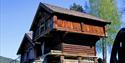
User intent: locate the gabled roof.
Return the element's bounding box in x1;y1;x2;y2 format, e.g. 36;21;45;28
42;3;107;22
17;32;34;54
30;3;111;30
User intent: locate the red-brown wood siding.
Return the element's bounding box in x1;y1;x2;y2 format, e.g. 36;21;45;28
54;17;105;36
82;23;105;36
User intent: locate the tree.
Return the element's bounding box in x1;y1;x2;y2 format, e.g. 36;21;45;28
70;3;84;12
89;0;121;63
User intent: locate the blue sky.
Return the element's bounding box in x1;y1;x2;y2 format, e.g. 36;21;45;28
0;0;125;61
0;0;89;59
116;0;125;27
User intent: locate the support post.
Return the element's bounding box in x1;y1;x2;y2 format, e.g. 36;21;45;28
78;56;82;63
102;38;107;63
60;56;64;63
94;57;98;63
41;42;45;55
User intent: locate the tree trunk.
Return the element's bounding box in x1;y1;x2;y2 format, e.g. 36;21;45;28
102;38;107;63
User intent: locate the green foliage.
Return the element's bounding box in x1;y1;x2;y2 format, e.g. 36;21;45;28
89;0;121;47
70;3;84;12
89;0;121;62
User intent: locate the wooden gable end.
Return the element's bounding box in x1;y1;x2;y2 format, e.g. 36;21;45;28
32;8;53;40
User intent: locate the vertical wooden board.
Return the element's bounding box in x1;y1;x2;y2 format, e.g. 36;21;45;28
63;20;71;29
63;20;67;28
72;22;81;31
63;20;72;30
57;19;63;27
55;19;82;32
82;23;105;36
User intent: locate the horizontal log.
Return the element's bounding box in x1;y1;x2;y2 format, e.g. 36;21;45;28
62;43;95;56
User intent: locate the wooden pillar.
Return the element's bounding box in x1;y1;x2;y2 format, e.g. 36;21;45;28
53;15;58;28
41;42;45;55
78;57;82;63
94;57;98;63
60;56;64;63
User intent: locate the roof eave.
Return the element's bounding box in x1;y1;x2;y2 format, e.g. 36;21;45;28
17;34;26;55
54;12;111;25
17;33;33;55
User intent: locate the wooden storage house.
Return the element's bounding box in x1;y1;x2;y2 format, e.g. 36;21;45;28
17;3;110;63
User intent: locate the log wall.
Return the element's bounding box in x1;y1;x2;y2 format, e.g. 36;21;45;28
62;43;96;56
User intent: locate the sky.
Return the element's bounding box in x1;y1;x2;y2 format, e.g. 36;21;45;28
116;0;125;27
0;0;89;59
0;0;125;62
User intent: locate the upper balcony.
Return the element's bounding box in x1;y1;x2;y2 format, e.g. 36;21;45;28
53;16;106;37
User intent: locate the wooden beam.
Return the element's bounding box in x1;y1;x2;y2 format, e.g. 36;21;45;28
50;50;97;58
55;27;105;37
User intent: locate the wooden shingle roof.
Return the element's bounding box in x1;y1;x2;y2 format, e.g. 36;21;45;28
42;3;108;22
